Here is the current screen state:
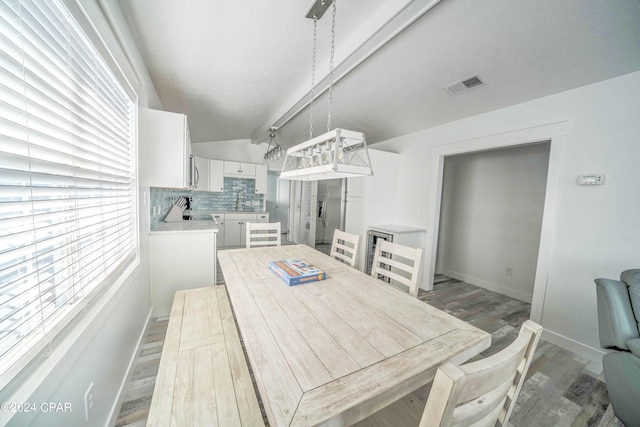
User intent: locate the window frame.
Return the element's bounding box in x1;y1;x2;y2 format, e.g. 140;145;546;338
0;0;140;392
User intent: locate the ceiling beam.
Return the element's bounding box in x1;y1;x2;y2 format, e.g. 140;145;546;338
251;0;442;145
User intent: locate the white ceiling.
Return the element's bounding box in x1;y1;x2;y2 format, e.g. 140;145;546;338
118;0;640;148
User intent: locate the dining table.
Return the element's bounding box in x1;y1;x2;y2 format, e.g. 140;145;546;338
217;244;491;426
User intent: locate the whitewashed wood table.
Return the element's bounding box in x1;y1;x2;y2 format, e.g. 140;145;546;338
218;244;491;427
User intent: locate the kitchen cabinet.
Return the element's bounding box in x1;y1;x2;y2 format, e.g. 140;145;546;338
149;226;217;317
224;161;256;178
254;164;267;194
209;159;225;192
148;109;192;188
193;156;209;191
216;212;270;247
223;213;255;246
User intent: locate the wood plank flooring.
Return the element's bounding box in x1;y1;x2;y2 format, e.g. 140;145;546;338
115;274;623;427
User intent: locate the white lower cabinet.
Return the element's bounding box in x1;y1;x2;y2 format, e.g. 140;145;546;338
223;213;254;246
149;230;216;317
216;212;270;247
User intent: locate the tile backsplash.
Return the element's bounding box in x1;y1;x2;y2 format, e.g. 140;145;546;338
150;177;264;229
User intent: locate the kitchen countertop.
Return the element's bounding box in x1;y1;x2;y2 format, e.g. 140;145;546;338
209;211;269;214
368;224;427;234
151;220;218;234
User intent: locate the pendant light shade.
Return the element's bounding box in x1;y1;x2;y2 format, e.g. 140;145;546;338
280;0;374;181
279;128;373;181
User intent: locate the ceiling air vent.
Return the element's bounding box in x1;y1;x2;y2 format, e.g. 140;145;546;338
444;75;485;96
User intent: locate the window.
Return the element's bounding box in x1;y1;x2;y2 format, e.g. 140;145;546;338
0;0;137;380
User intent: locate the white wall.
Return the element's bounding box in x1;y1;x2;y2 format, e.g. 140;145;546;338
437;142;550;303
345;149;402;270
6;0;161;425
374;70;640;364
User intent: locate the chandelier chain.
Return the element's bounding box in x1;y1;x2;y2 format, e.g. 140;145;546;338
309;15;318;140
327;0;336;132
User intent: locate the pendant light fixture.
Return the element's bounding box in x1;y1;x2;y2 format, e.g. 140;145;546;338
280;0;373;181
263;127;282;164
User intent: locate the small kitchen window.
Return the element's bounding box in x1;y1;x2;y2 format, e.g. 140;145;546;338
0;0;137;385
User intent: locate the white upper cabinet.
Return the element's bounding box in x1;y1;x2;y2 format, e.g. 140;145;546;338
148;109;192;188
254;164;267;194
193;156;210;191
209;159;225;193
224;161;256;178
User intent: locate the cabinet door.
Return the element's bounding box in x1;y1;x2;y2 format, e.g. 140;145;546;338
254;164;267;194
148;109;189;188
224;220;245;247
193;156;210;191
241;163;256;177
223;161;256;178
209;160;225;192
223;161;242;176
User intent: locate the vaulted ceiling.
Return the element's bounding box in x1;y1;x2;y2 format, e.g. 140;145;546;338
118;0;640;149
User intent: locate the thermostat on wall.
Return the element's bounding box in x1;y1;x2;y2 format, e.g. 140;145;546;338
577;174;605;185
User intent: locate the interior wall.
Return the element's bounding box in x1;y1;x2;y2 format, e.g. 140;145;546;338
375;70;640;363
345;149;402;270
5;0;161;425
436;142;550;303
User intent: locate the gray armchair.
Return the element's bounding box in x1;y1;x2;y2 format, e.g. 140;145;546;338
595;269;640;426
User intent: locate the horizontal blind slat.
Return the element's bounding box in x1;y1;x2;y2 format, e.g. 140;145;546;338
0;0;137;377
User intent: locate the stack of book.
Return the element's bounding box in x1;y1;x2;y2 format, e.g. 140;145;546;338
268;259;327;286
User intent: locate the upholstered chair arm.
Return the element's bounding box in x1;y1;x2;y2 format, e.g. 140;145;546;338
628;338;640;358
595;278;640;350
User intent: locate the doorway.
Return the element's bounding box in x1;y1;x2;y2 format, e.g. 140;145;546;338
266;171;290;241
288;178;345;250
436;142;551;303
425;120;570;323
315;179;345;255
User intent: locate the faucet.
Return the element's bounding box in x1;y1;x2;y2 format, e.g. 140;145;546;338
235;189;246;211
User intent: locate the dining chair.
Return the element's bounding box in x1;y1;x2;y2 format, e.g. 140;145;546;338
370;240;423;297
330;230;361;269
246;222;281;248
356;320;543;427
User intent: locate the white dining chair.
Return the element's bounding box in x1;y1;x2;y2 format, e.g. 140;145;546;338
330;230;360;269
246;222;281;248
356;320;543;427
370;240;423;297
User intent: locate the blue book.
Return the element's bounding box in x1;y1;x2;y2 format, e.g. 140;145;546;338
268;259;327;286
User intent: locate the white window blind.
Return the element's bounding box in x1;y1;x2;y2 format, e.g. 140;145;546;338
0;0;137;379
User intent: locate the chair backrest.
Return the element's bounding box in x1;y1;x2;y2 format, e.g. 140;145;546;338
370;240;423;297
330;230;360;269
246;222;281;248
420;320;543;427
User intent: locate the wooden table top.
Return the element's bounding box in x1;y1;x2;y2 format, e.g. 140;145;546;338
218;244;491;426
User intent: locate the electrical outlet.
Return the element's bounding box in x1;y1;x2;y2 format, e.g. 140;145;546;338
505;267;513;276
84;382;94;422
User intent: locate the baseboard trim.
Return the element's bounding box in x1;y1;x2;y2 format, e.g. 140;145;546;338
541;329;607;375
438;268;533;303
106;308;153;427
438;269;607;374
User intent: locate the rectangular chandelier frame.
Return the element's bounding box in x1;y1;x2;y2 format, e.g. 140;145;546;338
280;129;374;181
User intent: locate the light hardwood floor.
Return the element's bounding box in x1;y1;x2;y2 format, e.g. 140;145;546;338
115;274;623;427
